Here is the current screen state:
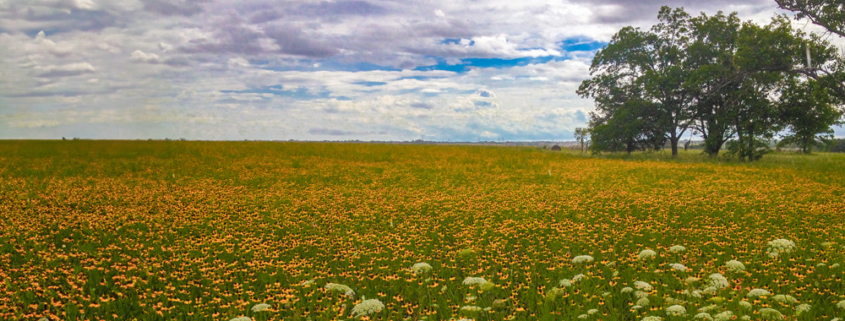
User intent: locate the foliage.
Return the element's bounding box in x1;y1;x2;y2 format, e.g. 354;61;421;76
581;6;844;161
777;78;843;153
1;141;845;320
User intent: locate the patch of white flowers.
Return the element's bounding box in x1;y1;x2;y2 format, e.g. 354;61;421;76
642;316;662;321
411;262;433;274
559;279;572;287
460;305;482;312
669;245;686;253
836;300;845;309
325;283;355;297
714;311;734;321
665;305;686;316
229;317;251;321
351;298;385;318
251;303;271;313
759;308;783;319
708;273;729;289
693;312;713;320
725;260;745;273
639;249;657;260
572;255;594;264
746;288;770;298
634;281;653;291
669;263;687;272
621;287;633;294
766;239;796;258
462;277;487;286
772;294;797;304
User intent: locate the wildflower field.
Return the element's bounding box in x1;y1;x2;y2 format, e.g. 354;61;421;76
1;140;845;321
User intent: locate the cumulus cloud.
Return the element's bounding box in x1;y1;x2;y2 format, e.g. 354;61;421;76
130;50;161;63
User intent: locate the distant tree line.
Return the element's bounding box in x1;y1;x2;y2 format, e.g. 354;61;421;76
578;4;844;161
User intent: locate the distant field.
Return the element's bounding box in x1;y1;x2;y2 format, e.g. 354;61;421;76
1;141;844;321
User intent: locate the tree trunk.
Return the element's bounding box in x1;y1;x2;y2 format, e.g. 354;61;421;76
670;132;679;158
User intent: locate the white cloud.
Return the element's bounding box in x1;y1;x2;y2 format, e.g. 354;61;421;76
130;50;161;63
435;9;445;17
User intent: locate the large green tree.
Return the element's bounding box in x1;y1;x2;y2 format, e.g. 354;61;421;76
579;7;695;157
777;78;843;152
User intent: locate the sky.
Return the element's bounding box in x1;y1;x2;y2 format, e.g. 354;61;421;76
0;0;842;141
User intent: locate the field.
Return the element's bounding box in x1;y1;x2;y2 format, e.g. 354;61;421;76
1;141;844;321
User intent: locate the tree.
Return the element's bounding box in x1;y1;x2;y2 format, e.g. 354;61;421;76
777;78;843;152
775;0;845;100
774;0;845;37
579;7;696;158
573;127;590;153
685;11;743;156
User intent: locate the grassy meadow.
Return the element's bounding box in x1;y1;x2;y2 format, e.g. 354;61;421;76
1;140;844;321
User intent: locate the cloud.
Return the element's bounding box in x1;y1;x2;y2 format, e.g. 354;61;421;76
130;50;161;63
140;0;210;16
262;24;339;57
35;62;95;77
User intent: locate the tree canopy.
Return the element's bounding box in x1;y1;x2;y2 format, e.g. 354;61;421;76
579;6;844;160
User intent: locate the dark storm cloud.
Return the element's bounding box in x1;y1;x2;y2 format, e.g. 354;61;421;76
141;0;212;17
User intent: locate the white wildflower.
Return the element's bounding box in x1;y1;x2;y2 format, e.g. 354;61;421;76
351;298;385;318
665;305;686;316
588;309;598;315
708;273;729;289
836;300;845;309
637;297;650;306
796;303;811;314
466;294;477;302
725;260;745;273
634;291;649;299
831;263;840;268
559;279;572;287
759;308;783;320
669;245;686;253
605;261;616;267
462;277;487;286
229;317;251;321
634;281;653;291
299;279;314;286
698;305;720;313
767;239;796;257
631;305;643;310
251;303;271;313
740;316;751;321
572;255;594;264
639;249;657;260
577;314;589;320
460;305;482;312
682;289;702;298
411;262;433;274
746;288;771;298
621;287;633;294
772;294;797;304
693;312;713;321
669;263;687;272
642;316;662;321
325;283;355;297
714;311;733;321
739;301;752;310
572;274;586;282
